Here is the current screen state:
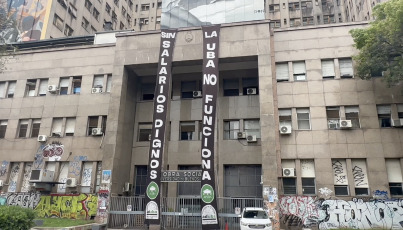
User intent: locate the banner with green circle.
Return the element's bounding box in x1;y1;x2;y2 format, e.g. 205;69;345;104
147;182;159;200
201;184;215;203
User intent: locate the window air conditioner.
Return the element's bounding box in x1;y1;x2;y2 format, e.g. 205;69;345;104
237;132;246;139
65;178;77;187
91;128;103;136
339;120;352;129
193;91;202;98
246;135;257;142
282;168;295;177
29;169;55;182
92;87;103;94
279;125;292;134
392;119;403;127
37;135;47;142
48;85;58;93
246;88;257;95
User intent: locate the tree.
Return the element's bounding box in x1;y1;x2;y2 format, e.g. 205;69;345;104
0;0;19;72
350;0;403;87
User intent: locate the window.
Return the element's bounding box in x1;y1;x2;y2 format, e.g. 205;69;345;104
270;20;281;28
141;4;150;11
127;15;132;26
120;22;125;30
64;24;74;36
296;108;310;130
223;79;239;96
18;120;29;138
386;159;403;195
377;105;391;127
105;3;111;14
293;61;306;81
269;4;280;12
53;14;64;31
139;18;149;25
8;163;20;192
345;106;360;128
85;0;92;11
82;17;89;30
26;79;36;96
52;118;63;136
31;119;41;137
180;121;201;141
339;58;353;78
93;75;104;88
129;0;134;10
181;81;199;99
398;104;403;119
134;166;147;195
224;165;262;197
57;162;69;193
178;165;201;196
276;63;289;82
244;119;260;138
0;82;5;98
332;159;349;196
51;117;75;137
87;116;107;136
7;81;15;98
324;14;335;24
65;117;76;136
302;17;314;25
141;83;155;100
81;162;93;193
224;120;240;140
21;163;33;192
0;120;7;138
289;2;300;10
138;123;152;141
122;6;126;16
114;0;119;6
156;16;161;24
290;18;301;27
38;79;48;96
242;78;258;95
322;59;335;78
279;109;292;128
351;159;369;195
301;160;316;195
157;2;162;8
59;77;69;95
93;7;100;20
283;178;297;195
68;4;77;18
326;107;340;129
106;74;112;93
57;0;67;8
72;76;81;94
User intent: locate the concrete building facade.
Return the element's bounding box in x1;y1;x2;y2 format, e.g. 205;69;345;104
1;20;403;228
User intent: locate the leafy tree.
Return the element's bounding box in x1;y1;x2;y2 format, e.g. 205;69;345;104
350;0;403;86
0;0;19;72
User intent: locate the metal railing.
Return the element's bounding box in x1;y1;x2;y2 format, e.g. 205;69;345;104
108;196;263;229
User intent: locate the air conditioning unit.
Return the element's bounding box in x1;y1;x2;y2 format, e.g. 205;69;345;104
392;119;403;127
0;180;3;187
282;168;295;177
48;85;58;93
124;182;132;192
339;120;352;129
37;135;47;142
91;128;103;136
237;132;246;139
247;88;257;95
51;132;62;137
92;87;102;94
65;178;77;187
193;91;202;98
279;125;292;134
29;169;55;182
246;135;257;142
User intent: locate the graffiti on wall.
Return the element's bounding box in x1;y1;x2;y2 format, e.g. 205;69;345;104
97;186;110;224
5;192;41;208
0;160;9;177
35;194;98;219
42;142;64;161
8;164;20;192
34;145;45;169
2;0;49;42
279;196;403;229
69;156;87;176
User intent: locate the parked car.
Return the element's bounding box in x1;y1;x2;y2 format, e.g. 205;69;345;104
239;207;272;230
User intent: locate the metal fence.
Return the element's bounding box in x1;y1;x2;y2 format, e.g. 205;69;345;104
108;196;263;229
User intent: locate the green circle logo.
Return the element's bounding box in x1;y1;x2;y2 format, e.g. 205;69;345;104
201;184;214;203
147;182;159;200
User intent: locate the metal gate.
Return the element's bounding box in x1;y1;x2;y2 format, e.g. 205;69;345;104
108;196;263;229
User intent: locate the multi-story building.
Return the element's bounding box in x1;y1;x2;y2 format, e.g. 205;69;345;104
3;0;134;42
1;20;403;229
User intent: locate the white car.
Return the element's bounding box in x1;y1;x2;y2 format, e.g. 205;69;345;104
239;207;272;230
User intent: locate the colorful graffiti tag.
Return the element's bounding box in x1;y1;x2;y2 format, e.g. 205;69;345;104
5;192;41;208
279;196;403;229
42;142;65;161
35;194;98;219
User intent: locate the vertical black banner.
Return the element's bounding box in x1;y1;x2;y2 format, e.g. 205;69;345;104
200;25;220;229
144;29;177;225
